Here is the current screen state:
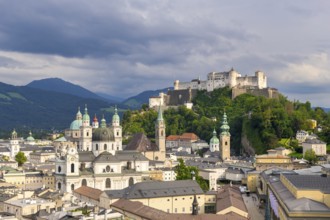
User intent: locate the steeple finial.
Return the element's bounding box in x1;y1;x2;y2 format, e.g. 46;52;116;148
101;114;106;128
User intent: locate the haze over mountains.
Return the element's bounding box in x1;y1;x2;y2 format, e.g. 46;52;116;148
0;78;168;131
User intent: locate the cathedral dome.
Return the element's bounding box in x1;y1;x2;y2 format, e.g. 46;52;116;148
92;127;114;142
70;119;82;130
26;131;35;142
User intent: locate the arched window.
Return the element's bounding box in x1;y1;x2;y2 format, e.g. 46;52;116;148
161;130;164;136
95;144;98;151
71;184;75;191
104;144;107;150
71;163;75;173
225;141;228;146
82;179;87;186
106;178;111;188
117;131;119;136
129;177;134;186
87;132;89;136
58;182;61;190
58;166;61;173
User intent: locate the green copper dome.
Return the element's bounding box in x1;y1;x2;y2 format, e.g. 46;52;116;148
210;129;219;144
112;106;120;124
82;105;90;121
220;112;230;135
70;119;82;130
100;115;107;128
26;131;35;142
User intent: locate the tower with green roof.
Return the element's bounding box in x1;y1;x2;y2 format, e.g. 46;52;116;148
209;129;219;152
80;104;92;151
220;111;231;160
155;104;166;161
112;106;122;151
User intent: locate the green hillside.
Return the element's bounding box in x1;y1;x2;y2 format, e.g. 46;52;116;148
123;87;330;155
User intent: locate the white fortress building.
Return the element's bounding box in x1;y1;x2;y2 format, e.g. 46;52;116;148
174;68;267;92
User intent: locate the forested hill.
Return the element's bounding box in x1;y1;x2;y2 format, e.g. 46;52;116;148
122;87;330;155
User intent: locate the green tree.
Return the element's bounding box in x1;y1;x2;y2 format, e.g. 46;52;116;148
304;149;317;164
15;151;27;166
175;159;209;191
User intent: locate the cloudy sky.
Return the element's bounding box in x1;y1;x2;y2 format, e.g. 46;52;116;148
0;1;329;107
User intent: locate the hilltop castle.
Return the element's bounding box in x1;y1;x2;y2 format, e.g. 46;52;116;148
149;68;279;109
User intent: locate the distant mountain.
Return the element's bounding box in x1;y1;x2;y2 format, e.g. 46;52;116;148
26;78;118;103
122;87;172;109
96;92;124;103
0;82;114;130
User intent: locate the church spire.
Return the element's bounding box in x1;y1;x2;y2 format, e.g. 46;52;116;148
100;115;106;128
220;111;230;136
157;104;163;121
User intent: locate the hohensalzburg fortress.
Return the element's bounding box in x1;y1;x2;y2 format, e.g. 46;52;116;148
174;68;267;92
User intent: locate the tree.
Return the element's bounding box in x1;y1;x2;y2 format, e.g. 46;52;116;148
304;149;317;164
175;159;209;191
15;151;27;166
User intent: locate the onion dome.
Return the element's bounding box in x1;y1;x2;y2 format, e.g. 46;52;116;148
92;127;114;142
82;104;90;122
93;114;98;122
220;112;230;135
210;129;219;144
76;107;82;120
112;106;120;125
100;115;107;128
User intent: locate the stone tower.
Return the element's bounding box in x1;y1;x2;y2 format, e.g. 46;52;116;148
112;106;122;151
80;105;92;151
219;112;230;160
10;129;20;158
155;105;166;161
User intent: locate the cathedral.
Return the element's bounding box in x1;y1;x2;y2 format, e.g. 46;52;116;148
55;105;166;193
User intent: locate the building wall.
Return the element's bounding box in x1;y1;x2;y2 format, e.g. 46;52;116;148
130;194;206;214
247;173;259;192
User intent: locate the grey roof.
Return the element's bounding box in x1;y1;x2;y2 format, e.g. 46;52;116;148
116;151;149;161
125;133;158;152
105;180;203;199
0;147;10;152
270;177;330;212
226;167;244;174
78;151;95;162
93;151;120;163
283;173;330;193
92;127;114;142
20;145;40;151
303;138;326;144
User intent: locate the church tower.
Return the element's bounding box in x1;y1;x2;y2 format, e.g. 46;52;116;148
209;129;219;152
80;104;92;151
219;111;230;160
112;106;122;151
155;105;166;161
10;129;20;158
92;114;99;129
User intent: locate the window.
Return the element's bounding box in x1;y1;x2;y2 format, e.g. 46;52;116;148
87;132;89;136
96;144;98;150
58;182;61;190
129;177;134;186
71;184;75;191
82;179;87;186
58;166;61;173
182;207;185;212
104;144;107;150
175;208;177;213
71;163;75;173
106;178;111;188
225;141;228;145
106;165;110;172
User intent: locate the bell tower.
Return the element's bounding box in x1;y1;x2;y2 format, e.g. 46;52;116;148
155;105;166;161
220;111;230;161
